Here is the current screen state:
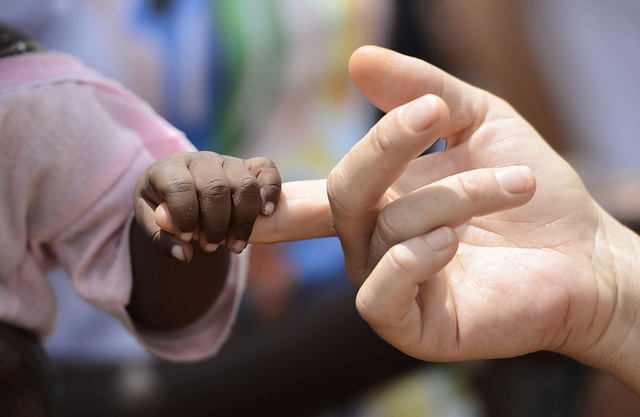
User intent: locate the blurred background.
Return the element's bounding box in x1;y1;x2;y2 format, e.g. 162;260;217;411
2;0;640;416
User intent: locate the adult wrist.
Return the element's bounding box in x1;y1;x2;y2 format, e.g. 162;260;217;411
571;211;640;395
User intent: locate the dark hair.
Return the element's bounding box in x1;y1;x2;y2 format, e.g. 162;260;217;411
0;22;43;58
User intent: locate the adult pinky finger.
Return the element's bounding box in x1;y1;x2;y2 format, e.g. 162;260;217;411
355;226;458;351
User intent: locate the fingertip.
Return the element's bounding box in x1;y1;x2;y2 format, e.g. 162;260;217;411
348;44;390;74
424;226;456;252
155;230;193;262
154;202;173;233
402;94;448;134
348;44;370;67
260;183;282;206
164;241;193;262
204;243;219;253
199;232;219;253
495;165;536;195
171;245;187;262
262;201;275;216
348;45;396;103
228;240;247;254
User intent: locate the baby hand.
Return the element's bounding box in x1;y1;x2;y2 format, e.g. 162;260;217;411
134;151;281;261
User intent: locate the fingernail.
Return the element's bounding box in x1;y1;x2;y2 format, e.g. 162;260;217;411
496;166;534;194
262;201;275;216
425;227;453;251
180;232;193;242
171;245;186;262
230;240;247;254
205;243;219;253
404;94;438;132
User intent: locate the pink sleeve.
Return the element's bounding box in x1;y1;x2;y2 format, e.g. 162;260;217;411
0;56;246;361
109;228;249;361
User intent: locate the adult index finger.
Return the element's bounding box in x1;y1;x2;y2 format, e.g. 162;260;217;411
327;93;450;284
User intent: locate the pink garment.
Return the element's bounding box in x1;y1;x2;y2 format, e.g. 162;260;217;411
0;51;247;361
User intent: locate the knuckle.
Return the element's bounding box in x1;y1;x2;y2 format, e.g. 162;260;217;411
385;244;419;275
374;211;401;249
260;184;282;203
355;289;379;323
248;156;277;169
369;121;397;156
452;174;482;203
199;150;221;158
371;106;418;155
260;183;281;196
191;150;221;164
200;180;231;201
205;226;228;242
326;168;354;217
326;167;344;199
236;177;261;196
165;179;195;196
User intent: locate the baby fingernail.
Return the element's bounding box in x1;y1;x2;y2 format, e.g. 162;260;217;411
205;243;219;253
425;227;453;251
262;201;275;216
180;232;193;242
404;94;439;132
230;240;247;254
496;166;535;194
171;245;186;262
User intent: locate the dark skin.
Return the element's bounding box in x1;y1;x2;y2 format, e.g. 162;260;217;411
1;21;334;337
128;151;281;331
128;222;231;331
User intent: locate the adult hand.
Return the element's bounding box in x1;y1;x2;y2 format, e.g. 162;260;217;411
327;46;640;393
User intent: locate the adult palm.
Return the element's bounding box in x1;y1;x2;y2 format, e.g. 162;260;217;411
327;46;633;376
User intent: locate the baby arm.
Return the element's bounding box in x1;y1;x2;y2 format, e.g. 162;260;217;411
127;151;282;331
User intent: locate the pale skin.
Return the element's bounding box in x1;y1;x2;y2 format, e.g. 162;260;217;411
153;46;640;395
326;45;640;396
